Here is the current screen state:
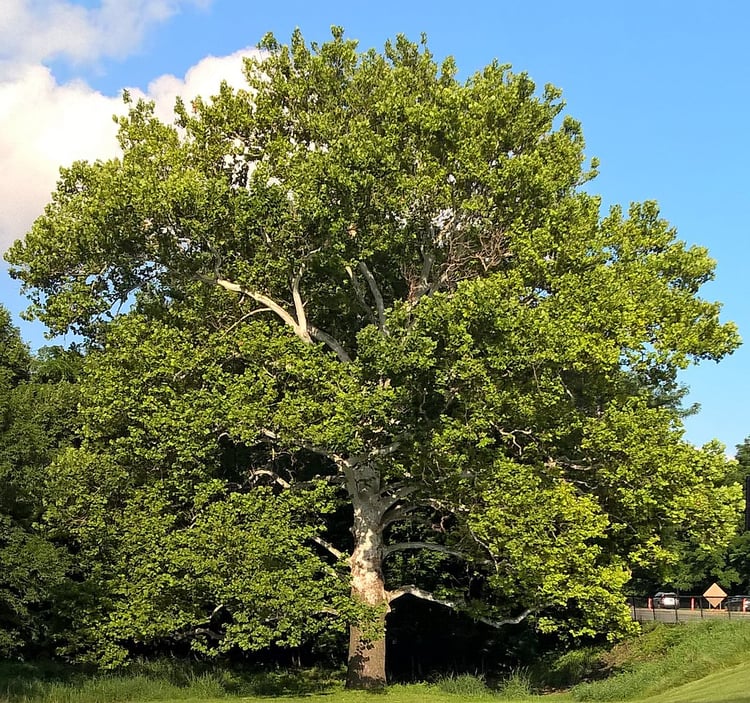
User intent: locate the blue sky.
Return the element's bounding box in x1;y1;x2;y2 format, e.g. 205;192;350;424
0;1;748;452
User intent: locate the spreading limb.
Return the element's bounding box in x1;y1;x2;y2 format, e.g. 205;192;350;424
388;585;535;628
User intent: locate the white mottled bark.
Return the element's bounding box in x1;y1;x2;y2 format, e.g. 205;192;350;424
345;463;388;689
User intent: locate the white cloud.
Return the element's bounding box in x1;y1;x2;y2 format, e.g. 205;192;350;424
146;48;261;123
0;46;262;253
0;0;213;68
0;64;121;252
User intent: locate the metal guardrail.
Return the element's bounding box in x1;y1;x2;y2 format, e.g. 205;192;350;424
628;595;750;623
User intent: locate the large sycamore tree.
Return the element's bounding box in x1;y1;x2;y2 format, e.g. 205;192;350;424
6;30;742;687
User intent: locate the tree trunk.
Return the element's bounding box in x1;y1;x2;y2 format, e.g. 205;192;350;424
345;465;389;689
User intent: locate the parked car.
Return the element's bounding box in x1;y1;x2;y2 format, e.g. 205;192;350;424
726;595;750;612
653;592;680;609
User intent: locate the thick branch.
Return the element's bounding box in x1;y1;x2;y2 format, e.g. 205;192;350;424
406;266;448;311
380;482;419;510
367;440;403;460
381;490;458;528
249;468;291;489
215;278;311;341
388;585;457;607
345;265;378;326
177;603;226;641
388;586;535;628
310;535;349;562
383;542;469;560
381;504;423;527
357;261;387;333
408;249;440;306
334;440;403;469
291;265;308;335
307;324;352;363
213;277;351;362
419;249;435;292
189;627;222;641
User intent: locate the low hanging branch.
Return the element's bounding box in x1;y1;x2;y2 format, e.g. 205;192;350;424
382;541;471;560
383;540;494;567
388;585;535;629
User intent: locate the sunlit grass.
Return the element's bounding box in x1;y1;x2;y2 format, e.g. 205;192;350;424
640;660;750;703
571;620;750;701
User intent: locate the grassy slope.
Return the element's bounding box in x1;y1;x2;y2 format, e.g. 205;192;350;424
571;619;750;701
644;661;750;703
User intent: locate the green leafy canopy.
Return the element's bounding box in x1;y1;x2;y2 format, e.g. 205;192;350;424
4;28;742;666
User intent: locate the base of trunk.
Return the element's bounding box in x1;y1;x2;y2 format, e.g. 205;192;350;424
345;624;387;689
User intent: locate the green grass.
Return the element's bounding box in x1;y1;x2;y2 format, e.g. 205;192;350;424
642;660;750;703
571;620;750;701
0;661;343;703
0;680;525;703
5;621;750;703
0;665;544;703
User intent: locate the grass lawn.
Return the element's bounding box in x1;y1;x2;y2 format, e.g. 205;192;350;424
95;666;750;703
109;690;568;703
3;673;750;703
641;660;750;703
5;621;750;703
131;664;750;703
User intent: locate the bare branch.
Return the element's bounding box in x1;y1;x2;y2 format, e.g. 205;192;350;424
214;278;311;342
372;440;403;458
249;468;291;489
419;249;435;292
554;456;597;472
382;504;423;527
310;535;349;562
345;264;378;326
335;440;404;469
405;263;447;310
383;542;469;560
191;627;222;640
213;277;351;362
407;248;441;306
380;482;419;509
221;307;273;337
381;493;463;528
388;586;535;628
357;261;387;333
307;324;352;363
388;584;456;606
292;261;352;362
292;264;308;335
475;608;536;628
177;603;227;642
420;496;463;513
